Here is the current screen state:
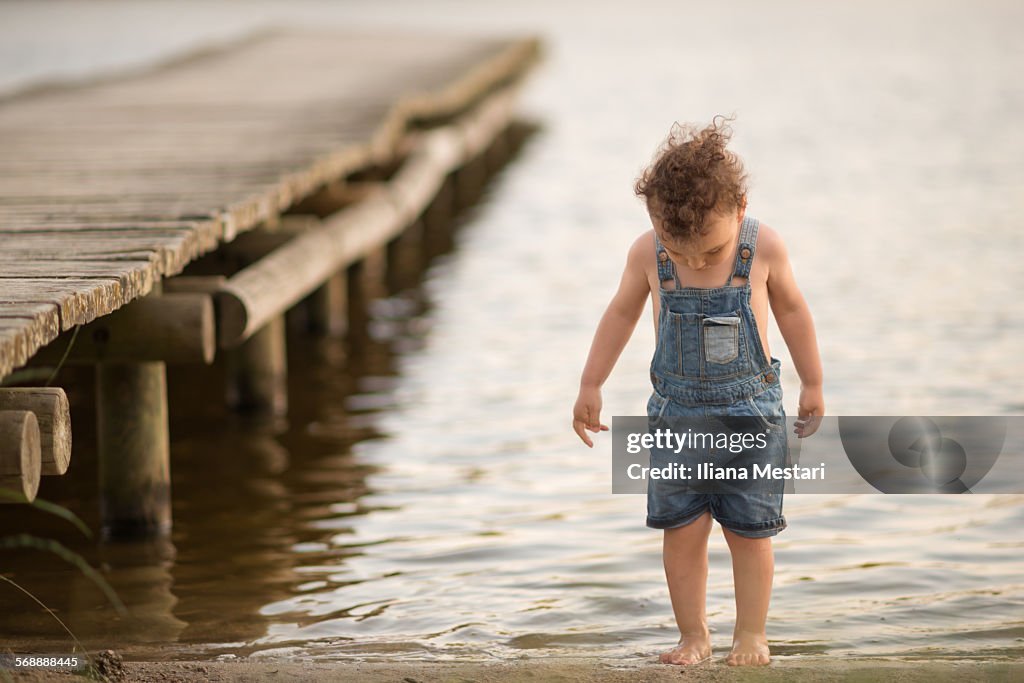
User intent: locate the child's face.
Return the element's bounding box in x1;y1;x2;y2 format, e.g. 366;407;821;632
650;205;745;272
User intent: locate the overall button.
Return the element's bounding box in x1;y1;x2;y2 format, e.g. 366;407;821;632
740;247;751;260
658;252;669;262
764;371;776;383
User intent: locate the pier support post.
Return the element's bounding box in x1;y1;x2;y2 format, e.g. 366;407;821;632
453;154;488;209
484;126;511;175
422;178;457;256
306;272;348;336
96;281;171;539
386;219;425;292
96;360;171;539
225;316;288;417
346;246;387;331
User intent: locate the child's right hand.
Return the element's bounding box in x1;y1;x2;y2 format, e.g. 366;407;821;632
573;386;609;448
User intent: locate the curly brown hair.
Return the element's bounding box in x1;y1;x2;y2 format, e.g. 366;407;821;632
634;115;749;241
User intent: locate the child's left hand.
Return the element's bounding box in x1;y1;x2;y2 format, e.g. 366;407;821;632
794;385;824;438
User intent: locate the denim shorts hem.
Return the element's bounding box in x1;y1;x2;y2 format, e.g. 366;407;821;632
716;515;787;538
646;505;710;530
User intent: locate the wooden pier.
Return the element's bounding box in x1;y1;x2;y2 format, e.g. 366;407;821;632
0;29;541;537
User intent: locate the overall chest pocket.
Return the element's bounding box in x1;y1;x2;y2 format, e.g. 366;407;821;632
703;315;741;365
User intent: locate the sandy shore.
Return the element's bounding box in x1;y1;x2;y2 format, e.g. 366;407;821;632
5;656;1023;682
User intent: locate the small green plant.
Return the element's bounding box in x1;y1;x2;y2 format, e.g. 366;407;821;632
0;486;127;681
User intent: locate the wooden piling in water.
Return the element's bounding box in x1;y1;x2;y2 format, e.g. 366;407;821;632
88;276;172;538
386;218;426;293
96;359;171;539
422;178;458;257
306;272;349;336
225;316;289;417
346;246;388;332
453;154;489;209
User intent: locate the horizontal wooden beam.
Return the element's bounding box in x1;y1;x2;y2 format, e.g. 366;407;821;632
161;274;227;295
28;293;215;365
218;201;397;347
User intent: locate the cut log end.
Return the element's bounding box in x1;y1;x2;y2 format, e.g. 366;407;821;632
47;390;72;475
0;410;41;503
0;388;72;476
217;288;250;349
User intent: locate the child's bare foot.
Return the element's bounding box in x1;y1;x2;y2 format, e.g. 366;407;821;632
726;630;770;666
659;631;712;665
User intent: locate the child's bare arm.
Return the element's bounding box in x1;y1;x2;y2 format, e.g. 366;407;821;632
573;235;652;447
762;227;825;437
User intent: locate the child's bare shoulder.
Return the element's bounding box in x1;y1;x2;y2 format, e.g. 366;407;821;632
755;221;791;270
627;229;657;263
625;229;658;278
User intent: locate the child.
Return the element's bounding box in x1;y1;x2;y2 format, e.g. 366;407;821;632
572;115;824;666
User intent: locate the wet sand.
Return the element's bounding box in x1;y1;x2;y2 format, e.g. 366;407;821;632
6;656;1024;682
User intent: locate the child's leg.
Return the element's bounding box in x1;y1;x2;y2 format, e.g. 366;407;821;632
722;527;773;666
660;510;713;665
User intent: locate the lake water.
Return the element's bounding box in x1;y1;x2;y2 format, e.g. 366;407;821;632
1;0;1022;664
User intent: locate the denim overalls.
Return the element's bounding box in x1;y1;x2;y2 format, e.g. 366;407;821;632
646;215;788;538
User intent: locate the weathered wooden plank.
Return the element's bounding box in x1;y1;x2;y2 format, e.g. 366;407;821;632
0;264;154;309
0;251;160;264
0;311;62;377
0;278;133;329
0;318;61;350
0;224;216;263
0;214;222;245
0;220;209;232
0;232;200;275
0;260;156;276
0;302;59;320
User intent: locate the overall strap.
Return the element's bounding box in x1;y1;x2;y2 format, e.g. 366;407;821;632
654;234;682;289
725;215;760;285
